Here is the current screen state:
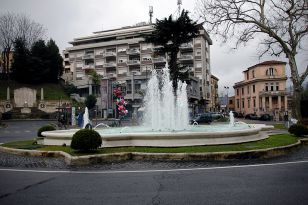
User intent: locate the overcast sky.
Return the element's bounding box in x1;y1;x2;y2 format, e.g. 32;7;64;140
1;0;307;95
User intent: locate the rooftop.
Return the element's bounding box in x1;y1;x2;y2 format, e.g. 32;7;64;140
244;60;286;72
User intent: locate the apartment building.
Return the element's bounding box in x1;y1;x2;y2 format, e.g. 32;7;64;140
233;60;290;121
63;23;212;117
210;74;219;112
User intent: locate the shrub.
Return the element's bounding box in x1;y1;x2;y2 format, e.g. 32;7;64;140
37;124;56;137
288;124;308;137
71;129;102;151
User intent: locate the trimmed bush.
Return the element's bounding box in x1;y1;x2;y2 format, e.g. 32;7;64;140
37;124;56;137
71;129;102;151
288;124;308;137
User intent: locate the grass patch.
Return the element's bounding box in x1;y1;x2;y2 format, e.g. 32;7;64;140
1;134;298;156
0;80;69;100
274;123;287;129
2;140;44;150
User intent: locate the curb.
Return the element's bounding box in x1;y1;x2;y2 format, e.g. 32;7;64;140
0;138;307;166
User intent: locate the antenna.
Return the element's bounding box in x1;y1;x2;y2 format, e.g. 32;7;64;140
177;0;182;15
149;6;153;24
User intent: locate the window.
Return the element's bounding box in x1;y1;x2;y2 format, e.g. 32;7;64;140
252;70;255;78
276;82;279;91
237;89;239;96
242;87;244;95
248;99;250;108
253;85;255;93
237;99;240;108
247;86;250;94
266;67;275;76
253;98;256;107
246;72;249;80
265;83;269;91
270;83;274;91
242;99;245;108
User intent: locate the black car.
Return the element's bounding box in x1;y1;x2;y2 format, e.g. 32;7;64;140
190;113;213;124
245;113;259;120
232;111;244;118
259;114;272;121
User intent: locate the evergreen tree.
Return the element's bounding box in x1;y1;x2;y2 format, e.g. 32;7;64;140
46;39;63;83
30;39;49;83
144;10;199;93
11;38;31;83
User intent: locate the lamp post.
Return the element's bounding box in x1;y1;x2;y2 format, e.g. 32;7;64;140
224;86;229;113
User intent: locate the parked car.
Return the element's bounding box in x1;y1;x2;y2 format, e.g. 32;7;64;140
210;112;224;120
245;113;259;120
232;111;244;118
259;114;272;121
190;113;213;124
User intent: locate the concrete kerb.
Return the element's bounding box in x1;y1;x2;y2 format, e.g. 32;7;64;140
0;138;307;166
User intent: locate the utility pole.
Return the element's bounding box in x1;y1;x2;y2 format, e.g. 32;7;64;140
149;6;153;24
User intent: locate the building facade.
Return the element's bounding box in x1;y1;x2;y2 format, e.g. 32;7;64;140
63;23;213;117
210;74;219;112
233;61;289;120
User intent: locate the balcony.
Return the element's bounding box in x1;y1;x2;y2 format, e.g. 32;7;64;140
127;60;140;65
127;48;140;55
107;73;117;78
179;43;193;50
82;54;94;60
153;57;166;64
103;52;116;57
82;64;94;70
179;55;194;61
259;91;288;96
117;48;127;53
104;62;116;67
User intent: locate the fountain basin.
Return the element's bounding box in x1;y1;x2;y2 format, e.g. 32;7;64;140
41;124;273;147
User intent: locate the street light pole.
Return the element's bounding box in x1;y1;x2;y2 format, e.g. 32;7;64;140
224;86;229;113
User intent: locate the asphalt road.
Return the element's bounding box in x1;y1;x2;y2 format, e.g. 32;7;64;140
0;160;308;205
0;120;56;143
1;119;307;205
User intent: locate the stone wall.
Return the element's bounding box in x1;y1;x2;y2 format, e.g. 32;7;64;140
14;87;37;107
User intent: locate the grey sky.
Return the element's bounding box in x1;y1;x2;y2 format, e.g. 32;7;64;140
1;0;307;95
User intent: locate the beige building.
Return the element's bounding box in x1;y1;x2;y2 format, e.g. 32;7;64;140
233;60;289;120
210;74;219;111
63;23;213;116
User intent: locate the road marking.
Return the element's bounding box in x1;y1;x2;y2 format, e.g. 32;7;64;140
0;160;308;174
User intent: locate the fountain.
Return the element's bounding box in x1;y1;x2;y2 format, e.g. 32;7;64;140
42;65;274;147
82;107;90;128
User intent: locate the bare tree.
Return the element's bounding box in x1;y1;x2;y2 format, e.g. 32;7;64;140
196;0;308;120
0;12;45;79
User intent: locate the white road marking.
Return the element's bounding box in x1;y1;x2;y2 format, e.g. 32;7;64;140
0;160;308;174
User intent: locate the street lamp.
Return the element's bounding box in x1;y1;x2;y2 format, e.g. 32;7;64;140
224;86;229;112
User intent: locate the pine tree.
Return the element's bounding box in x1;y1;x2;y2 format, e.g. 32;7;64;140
46;39;63;83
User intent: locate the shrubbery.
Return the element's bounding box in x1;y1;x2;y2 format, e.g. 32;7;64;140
71;129;102;151
37;124;56;137
288;124;308;137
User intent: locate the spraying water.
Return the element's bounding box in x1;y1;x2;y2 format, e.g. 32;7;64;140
82;107;90;128
229;111;235;127
143;64;189;131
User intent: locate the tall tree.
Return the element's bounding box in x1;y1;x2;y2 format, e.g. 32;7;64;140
0;12;45;79
196;0;308;120
46;39;64;83
30;39;49;83
144;10;199;93
11;38;30;82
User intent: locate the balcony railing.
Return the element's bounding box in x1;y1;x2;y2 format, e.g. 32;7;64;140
179;43;193;50
82;64;95;70
153;57;166;63
179;55;194;61
82;54;94;60
127;48;140;55
107;73;117;78
103;52;116;57
127;60;140;65
104;62;117;67
259;91;288;96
